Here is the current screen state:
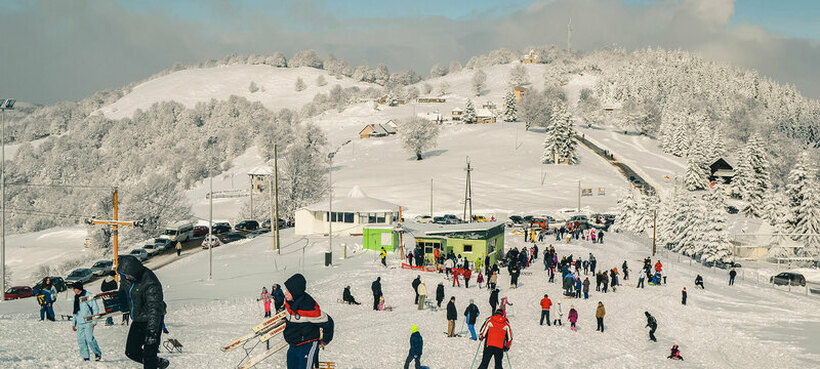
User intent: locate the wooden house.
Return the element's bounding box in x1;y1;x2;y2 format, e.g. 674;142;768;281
514;86;528;101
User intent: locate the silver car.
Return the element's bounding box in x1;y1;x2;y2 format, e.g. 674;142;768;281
128;248;150;262
90;260;113;276
66;268;94;285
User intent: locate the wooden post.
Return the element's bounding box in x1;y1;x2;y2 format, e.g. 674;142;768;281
274;145;280;255
113;186;119;283
652;209;656;257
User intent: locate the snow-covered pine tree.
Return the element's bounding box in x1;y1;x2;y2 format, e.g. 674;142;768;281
400;116;441;160
741;133;770;218
670;123;689;157
794;179;820;257
472;70;487;96
634;193;658;234
508;64;529;86
732;146;752;200
786;151;816;229
674;193;706;257
463;99;477;124
762;188;787;226
502;90;517;122
684;145;709;191
615;189;639;232
294;77;306;92
541;104;576;164
698;195;733;264
767;219;794;260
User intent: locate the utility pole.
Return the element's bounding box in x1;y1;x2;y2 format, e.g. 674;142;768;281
652;209;657;256
567;17;572;52
577;180;581;213
249;176;253;220
430;178;433;217
0;98;13;298
463;157;473;222
88;186;142;284
209;176;213;280
269;174;275;253
327;140;351;265
274;145;280;254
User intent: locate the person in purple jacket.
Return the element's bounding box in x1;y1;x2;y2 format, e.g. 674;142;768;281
568;305;578;331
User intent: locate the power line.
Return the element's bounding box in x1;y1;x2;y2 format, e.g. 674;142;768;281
6;207;96;220
5;182;110;190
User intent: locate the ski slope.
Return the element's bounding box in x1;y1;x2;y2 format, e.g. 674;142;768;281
1;229;818;368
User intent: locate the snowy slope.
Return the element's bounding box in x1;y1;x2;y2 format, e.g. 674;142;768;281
98;65;377;119
3;227;90;283
1;229;818;368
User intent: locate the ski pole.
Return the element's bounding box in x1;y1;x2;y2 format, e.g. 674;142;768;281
469;339;482;369
506;349;513;369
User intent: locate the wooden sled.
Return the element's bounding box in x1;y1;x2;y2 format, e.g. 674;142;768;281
163;338;183;353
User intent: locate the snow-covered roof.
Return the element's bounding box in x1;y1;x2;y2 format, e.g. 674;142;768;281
248;166;273;176
401;221;505;238
476;109;494;118
301;185;401;213
383;119;398;128
418;112;444;121
452;107;463;112
381;124;396;134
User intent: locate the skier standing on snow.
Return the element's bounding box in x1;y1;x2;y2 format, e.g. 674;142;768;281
404;325;424;369
446;297;457;337
464;299;480;340
489;288;499;313
417;281;427;311
476;309;513;369
371;277;383;311
568;305;578;331
681;287;687;305
342;286;360;305
436;283;445;309
258;287;272;316
380;247;387;267
539;294;552;326
645;311;658;342
282;273;334;369
595;301;606;332
729;268;737;286
117;255;169;369
412;276;421;305
71;282;102;362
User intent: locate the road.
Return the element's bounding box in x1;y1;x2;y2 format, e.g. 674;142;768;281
575;133;656;195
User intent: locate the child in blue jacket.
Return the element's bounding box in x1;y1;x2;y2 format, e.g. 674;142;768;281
72;283;102;361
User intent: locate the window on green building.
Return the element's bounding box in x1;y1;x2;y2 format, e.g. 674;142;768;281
463;244;473;253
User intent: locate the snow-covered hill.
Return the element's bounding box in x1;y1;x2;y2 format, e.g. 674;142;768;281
98;65;377;119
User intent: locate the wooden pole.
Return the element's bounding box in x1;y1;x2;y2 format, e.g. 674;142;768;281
274;144;280;255
269;173;275;253
113;186;119;283
430;178;433;218
652;209;657;256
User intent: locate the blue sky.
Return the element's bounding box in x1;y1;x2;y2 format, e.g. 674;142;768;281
2;0;820;103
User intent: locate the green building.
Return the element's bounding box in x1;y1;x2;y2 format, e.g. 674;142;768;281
399;221;506;265
362;225;398;252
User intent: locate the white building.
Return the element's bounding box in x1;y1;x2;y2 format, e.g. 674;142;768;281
294;186;402;236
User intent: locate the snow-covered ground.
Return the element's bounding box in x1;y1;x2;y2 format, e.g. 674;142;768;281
2;227;90;283
1;228;818;368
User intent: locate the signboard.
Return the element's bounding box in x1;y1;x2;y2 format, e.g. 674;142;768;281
582;188;593;197
381;232;392;246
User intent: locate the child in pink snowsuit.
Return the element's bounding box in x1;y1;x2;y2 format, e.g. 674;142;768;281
258;287;272;317
378;296;385;311
477;272;484;289
568;305;578;331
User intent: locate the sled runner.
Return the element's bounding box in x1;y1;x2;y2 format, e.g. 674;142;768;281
221;310;287;352
163;338;183;353
318;362;337;369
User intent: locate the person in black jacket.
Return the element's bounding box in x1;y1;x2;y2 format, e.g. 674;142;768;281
117;255;169;369
645;311;658;342
100;271;118;326
271;284;285;312
435;283;445;309
489;288;499;313
404;325;423;369
681;287;687;305
412;276;421;305
446;297;457;337
464;299;480;340
283;273;334;369
371;277;383;311
342;286;360;305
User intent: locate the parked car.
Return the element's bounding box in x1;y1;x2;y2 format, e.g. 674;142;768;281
433;216;448;224
90;260;113;276
443;214;462;224
508;215;523;225
235;220;260;231
128;248;150;262
474;215;489;222
4;286;34;300
727;206;739;214
37;276;67;292
261;218;288;229
212;222;232;234
245;229;268;239
193;225;209;237
530;217;549;229
65;268;94;285
154;238;173;251
569;215;589;223
221;232;244;243
142;243;163;256
522;215;534;223
770;272;806;287
415;215;434;224
201;235;221;249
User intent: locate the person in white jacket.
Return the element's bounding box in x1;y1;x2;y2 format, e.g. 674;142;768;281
417;281;427;310
72;282;102;361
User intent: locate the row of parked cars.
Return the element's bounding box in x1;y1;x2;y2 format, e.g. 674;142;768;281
508;211;616;232
414;214;491;224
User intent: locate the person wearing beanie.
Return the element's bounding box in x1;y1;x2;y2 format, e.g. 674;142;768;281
342;286;360;305
404;325;424;369
477;309;513;369
100;271;118;325
117;255;169;369
568;304;578;331
72;282;102;361
283;273;334;369
464;299;480;340
258;287;272;317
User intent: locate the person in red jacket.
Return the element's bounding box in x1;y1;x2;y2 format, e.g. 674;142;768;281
477;309;513;369
654;261;663;273
539;294;552;326
464;269;472;288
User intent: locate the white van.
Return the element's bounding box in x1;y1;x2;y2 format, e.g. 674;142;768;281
163;221;194;242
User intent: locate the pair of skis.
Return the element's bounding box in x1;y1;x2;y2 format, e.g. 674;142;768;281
80;291;127;322
222;310;289;369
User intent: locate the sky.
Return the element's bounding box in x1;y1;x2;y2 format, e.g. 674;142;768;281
1;0;820;104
